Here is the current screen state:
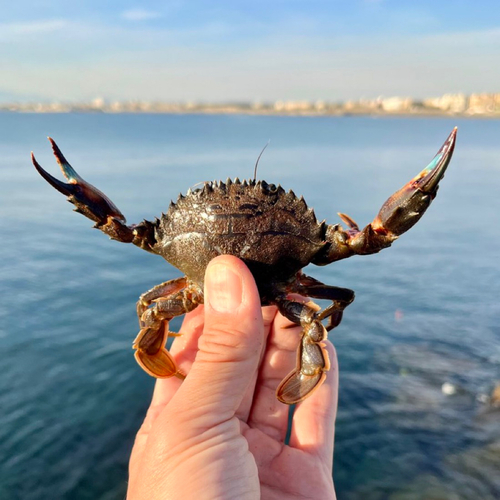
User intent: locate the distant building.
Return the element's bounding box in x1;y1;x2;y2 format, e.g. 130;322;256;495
468;93;500;114
423;93;467;113
380;96;413;112
274;100;312;112
314;100;326;111
90;97;106;109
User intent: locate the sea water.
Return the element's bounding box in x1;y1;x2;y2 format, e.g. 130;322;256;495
1;113;499;499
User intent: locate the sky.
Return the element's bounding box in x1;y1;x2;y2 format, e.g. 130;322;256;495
1;0;500;103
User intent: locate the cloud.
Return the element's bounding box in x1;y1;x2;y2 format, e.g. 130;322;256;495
0;19;67;39
422;27;500;49
121;8;162;21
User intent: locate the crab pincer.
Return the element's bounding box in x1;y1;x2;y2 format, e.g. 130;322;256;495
316;128;457;263
372;126;457;238
31;138;135;243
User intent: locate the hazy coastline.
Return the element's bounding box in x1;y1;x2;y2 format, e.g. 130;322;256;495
3;92;500;118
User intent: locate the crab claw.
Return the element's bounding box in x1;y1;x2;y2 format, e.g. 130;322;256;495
32;138;125;225
316;128;457;264
32;138;137;243
372;127;457;237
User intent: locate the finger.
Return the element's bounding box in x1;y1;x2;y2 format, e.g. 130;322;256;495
247;294;311;441
129;305;206;475
234;305;276;422
173;255;265;423
149;305;206;408
247;307;300;441
288;340;338;469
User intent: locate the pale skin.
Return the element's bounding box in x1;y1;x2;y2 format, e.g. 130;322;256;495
128;255;338;499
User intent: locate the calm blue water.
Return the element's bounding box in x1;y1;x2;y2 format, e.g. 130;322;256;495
1;114;499;499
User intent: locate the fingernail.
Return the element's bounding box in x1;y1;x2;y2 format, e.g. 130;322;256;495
206;263;243;313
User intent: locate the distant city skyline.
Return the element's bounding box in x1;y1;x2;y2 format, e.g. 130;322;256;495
2;1;500;103
5;91;500;118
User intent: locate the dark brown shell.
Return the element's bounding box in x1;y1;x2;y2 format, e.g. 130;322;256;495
153;179;327;300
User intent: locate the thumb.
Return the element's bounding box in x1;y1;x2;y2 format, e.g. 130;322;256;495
178;255;265;417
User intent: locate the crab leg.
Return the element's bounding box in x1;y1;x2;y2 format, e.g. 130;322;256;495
32;138;156;250
315;128;457;263
274;299;330;404
294;273;355;331
137;277;188;327
134;280;203;379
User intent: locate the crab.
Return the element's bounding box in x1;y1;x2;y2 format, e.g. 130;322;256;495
32;128;456;404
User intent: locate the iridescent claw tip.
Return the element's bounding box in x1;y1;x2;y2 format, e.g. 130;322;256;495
48;137;84;183
373;128;457;237
410;126;457;195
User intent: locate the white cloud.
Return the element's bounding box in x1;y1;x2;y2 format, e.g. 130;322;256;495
0;19;67;39
422;27;500;49
121;8;162;21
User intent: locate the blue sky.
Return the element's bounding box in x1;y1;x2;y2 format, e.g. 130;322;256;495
2;1;499;102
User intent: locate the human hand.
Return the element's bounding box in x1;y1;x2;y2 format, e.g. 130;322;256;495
128;255;338;499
